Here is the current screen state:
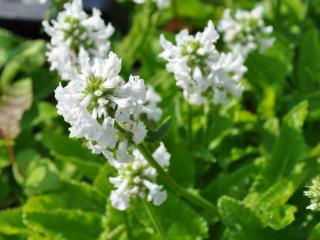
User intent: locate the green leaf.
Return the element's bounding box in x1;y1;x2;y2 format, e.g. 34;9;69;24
24;209;102;240
116;1;153;71
154;194;208;240
14;148;40;184
0;28;21;69
245;35;292;94
37;131;103;179
93;162;116;197
24;158;62;195
54;154;101;180
218;196;283;240
0;60;20;91
0;174;10;203
218;196;263;230
31;102;58;126
0;39;45;92
297;27;320;92
0;78;32;139
253;101;308;191
22;180;105;239
309;223;320;240
174;0;214;27
38;131;102;163
203;163;257;204
14;149;62;195
193;145;216;163
24;181;105;214
0;208;29;235
128;194;208;240
245;180;297;229
0;147;9;169
266;204;297;230
282;0;307;21
146;117;172;142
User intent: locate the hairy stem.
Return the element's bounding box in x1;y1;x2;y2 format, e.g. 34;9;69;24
6;139;26;179
138;143;220;217
188;103;193;148
143;199;166;240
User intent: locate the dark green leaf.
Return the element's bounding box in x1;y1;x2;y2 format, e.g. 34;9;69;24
146;116;172;142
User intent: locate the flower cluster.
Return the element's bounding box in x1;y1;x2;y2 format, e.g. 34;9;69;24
160;21;247;105
43;0;114;79
305;176;320;211
55;49;149;162
132;0;169;9
55;49;168;209
143;86;163;122
110;143;170;210
218;5;274;57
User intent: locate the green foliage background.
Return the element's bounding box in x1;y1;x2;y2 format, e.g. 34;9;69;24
0;0;320;239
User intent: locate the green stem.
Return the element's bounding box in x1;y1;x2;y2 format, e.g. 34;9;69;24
6;139;26;179
124;212;132;239
188;103;193;148
203;98;211;146
143;200;166;240
171;0;178;17
106;225;125;239
138;143;220;217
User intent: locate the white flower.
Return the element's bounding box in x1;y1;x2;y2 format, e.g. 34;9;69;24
110;143;170;210
218;5;274;57
143;85;163;122
43;0;114;79
132;0;169;9
305;176;320;212
55;50;148;162
160;20;246;105
152;142;170;167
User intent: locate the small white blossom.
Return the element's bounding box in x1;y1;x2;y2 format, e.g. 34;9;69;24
143;85;163;122
160;21;246;105
305;176;320;212
55;50;148;162
43;0;114;79
110;143;170;210
132;0;169;9
218;5;274;57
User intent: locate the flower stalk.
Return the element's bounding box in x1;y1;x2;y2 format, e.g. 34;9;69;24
138;143;220;217
143;199;166;240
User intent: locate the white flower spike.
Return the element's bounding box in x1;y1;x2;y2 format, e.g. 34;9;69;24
55;50;148;162
305;176;320;212
160;20;247;105
110;142;170;210
43;0;114;79
218;5;275;57
143;85;163;122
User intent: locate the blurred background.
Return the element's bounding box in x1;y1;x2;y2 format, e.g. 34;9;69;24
0;0;128;38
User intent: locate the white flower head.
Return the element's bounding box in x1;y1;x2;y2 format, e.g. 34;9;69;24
110;142;171;210
160;20;246;105
43;0;114;79
132;0;170;9
218;5;275;57
142;85;163;122
55;50;148;162
305;176;320;212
